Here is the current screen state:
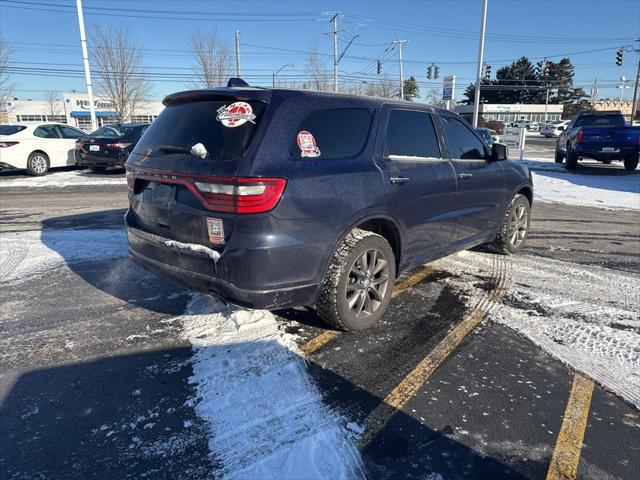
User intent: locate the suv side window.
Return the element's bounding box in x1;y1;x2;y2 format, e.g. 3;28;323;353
290;108;373;160
384;110;440;158
441;116;486;160
33;125;61;139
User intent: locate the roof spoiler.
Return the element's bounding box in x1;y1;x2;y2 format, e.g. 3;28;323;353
227;78;250;88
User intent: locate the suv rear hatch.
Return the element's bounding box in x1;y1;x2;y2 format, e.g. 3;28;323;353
126;89;278;251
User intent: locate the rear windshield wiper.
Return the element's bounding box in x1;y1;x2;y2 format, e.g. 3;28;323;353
156;145;194;155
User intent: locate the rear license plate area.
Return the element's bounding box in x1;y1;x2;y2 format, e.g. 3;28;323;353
149;182;176;226
601;147;618;153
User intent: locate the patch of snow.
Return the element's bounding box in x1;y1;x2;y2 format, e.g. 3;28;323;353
0;229;127;282
164;240;221;263
436;251;640;409
179;293;364;480
0;169;127;188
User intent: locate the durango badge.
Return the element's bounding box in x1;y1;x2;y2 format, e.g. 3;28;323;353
216;102;257;128
296;130;321;158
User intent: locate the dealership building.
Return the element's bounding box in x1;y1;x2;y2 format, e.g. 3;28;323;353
2;92;164;131
454;103;564;123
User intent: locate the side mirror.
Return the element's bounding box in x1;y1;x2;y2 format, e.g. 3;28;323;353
491;142;507;161
558;126;565;131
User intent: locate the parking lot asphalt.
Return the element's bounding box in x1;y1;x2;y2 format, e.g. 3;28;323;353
1;179;639;479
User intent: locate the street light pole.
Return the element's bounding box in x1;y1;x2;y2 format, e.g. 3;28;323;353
472;0;488;127
392;39;408;100
272;63;295;87
235;30;241;77
618;76;627;106
75;0;97;131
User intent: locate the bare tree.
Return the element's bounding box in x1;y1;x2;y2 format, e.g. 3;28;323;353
425;88;443;107
0;36;17;103
190;31;232;88
90;25;151;122
44;91;62;118
305;43;331;92
363;74;397;98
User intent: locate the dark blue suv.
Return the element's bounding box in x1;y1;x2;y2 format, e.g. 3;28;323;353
125;84;533;330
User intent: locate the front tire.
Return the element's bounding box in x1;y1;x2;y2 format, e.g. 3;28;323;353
316;228;395;331
623;154;638;171
27;152;50;176
491;194;531;255
89;166;107;173
554;150;564;163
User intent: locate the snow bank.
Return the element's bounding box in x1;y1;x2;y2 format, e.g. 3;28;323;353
436;251;640;409
180;294;364;480
0;229;128;282
0;170;127;188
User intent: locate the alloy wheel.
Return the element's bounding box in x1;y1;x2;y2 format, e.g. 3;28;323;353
345;248;390;320
30;155;48;174
509;205;528;247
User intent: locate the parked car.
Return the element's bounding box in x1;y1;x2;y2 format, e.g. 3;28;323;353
0;123;87;175
125;83;533;331
476;127;499;145
555;111;640;170
540;120;570;138
511;120;539;132
75;123;149;172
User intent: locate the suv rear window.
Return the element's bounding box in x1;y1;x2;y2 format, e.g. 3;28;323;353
133;100;266;161
0;125;27;136
290;108;373;160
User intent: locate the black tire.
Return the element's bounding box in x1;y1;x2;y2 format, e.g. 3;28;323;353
623;154;638;171
601;160;612;165
554;150;564;163
565;147;578;170
490;194;531;255
26;151;50;176
316;228;396;331
89;166;107;173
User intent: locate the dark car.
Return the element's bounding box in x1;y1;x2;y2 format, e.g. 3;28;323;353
125;82;533;331
75;123;149;172
555;111;640;170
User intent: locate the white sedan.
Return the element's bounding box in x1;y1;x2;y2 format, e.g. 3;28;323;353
0;123;87;176
540;120;569;138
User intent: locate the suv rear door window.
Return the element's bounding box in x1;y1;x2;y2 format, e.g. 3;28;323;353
290;108;373;159
133;100;266;161
384;110;441;158
441;116;486;160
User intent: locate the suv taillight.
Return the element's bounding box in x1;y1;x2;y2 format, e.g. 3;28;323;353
194;178;286;214
576;129;584;143
0;141;19;148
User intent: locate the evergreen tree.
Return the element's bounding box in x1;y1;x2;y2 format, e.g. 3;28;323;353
402;76;420;101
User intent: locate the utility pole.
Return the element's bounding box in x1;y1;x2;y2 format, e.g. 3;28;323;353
328;14;341;93
631;60;640;124
75;0;97;131
472;0;488;127
235;30;241;77
618;76;628;105
544;86;550;123
590;78;599;99
392;39;408;100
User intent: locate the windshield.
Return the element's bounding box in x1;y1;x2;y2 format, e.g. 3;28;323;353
575;114;625;128
0;125;27;136
476;129;491;142
133;100;266;160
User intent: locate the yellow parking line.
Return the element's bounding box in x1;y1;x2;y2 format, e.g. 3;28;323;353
358;280;506;449
546;373;595;480
299;266;435;357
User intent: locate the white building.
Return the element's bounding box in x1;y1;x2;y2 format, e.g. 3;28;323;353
454;103;564;123
3;92;164;131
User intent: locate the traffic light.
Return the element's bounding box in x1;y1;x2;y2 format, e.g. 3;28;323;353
535;61;543;77
427;65;433;79
484;64;491;80
434;65;440;79
616;47;624;66
377;60;382;75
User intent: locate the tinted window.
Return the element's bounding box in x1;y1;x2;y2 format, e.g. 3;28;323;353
121;125;147;140
0;125;27;136
57;125;85;139
441;116;486;160
33;125;61;139
384;110;440;158
290;108;373;159
90;126;121;137
574;114;625;128
134;100;266;161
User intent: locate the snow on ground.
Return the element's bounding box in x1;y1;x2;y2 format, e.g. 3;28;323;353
0;169;127;188
436;250;640;409
0;229;127;282
522;157;640;210
179;294;365;480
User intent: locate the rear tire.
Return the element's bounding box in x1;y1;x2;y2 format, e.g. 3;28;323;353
623;154;638;171
26;152;50;176
316;228;395;331
490;194;531;255
565;147;578;170
89;166;107;173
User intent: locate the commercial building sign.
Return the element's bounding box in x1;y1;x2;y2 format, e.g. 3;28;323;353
442;75;455;101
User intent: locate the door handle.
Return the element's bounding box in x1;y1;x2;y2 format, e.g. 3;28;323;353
458;173;473;180
390;176;410;185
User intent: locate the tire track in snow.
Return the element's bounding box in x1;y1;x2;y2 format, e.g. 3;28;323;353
180;294;365;480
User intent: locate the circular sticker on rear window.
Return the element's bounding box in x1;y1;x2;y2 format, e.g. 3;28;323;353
297;130;321;158
216;102;257;128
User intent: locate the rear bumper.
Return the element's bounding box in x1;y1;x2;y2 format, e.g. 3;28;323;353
575;146;638;161
75;149;125;168
126;215;321;310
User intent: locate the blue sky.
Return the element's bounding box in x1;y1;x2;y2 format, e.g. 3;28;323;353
1;0;639;102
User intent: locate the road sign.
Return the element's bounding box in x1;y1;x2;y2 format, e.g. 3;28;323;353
503;126;526;160
442;75;455;101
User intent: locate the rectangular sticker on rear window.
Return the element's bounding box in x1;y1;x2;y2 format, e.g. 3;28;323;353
207;217;225;244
